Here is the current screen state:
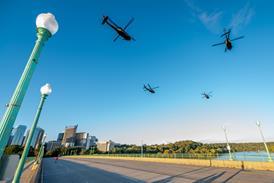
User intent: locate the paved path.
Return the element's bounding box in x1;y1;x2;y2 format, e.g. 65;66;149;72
42;157;274;183
20;160;36;183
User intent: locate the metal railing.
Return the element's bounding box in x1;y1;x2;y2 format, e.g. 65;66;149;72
71;152;274;162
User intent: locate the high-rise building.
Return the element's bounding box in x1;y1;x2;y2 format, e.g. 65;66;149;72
35;128;45;149
24;127;44;149
62;125;78;147
10;125;27;146
75;132;89;147
87;135;98;149
46;141;61;151
96;140;116;152
57;133;64;143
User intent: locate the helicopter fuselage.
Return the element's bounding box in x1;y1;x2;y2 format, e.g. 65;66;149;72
225;39;232;50
106;21;131;40
144;85;156;94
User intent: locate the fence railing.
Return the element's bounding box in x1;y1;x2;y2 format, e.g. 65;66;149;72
69;152;274;162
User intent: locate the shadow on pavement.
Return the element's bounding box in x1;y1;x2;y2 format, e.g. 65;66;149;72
193;171;226;183
74;158;212;179
43;158;143;183
152;167;211;183
222;170;242;183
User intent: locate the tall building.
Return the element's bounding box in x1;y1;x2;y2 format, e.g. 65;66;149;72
87;135;98;149
10;125;27;146
46;141;61;151
96;140;116;152
7;127;14;145
62;125;78;147
24;127;44;149
57;133;64;143
75;132;89;147
35;128;45;149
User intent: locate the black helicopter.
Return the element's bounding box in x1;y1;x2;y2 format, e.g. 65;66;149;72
144;84;159;94
212;29;244;52
102;16;135;42
202;92;212;100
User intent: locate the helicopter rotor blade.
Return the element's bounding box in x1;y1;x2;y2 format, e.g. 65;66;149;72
113;34;120;42
107;18;120;28
212;42;225;47
123;18;134;30
230;36;244;42
152;87;159;89
221;28;231;37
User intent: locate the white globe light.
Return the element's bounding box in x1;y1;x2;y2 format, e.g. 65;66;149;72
40;83;52;96
36;13;59;35
256;121;261;127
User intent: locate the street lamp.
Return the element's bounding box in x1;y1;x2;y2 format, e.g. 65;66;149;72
141;140;143;158
12;84;52;183
256;121;272;162
36;134;47;164
0;13;58;159
223;126;233;161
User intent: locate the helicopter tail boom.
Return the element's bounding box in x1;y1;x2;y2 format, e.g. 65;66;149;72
102;16;109;25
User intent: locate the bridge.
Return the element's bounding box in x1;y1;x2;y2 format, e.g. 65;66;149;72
32;157;274;183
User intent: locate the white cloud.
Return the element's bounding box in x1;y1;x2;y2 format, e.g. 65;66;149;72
198;12;223;33
185;1;254;34
230;3;254;33
184;0;222;34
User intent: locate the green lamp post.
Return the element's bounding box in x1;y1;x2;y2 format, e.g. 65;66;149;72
141;140;143;158
36;133;46;164
12;83;52;183
223;126;233;161
0;13;58;159
256;121;273;162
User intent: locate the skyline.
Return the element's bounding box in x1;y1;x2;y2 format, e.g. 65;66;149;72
1;0;274;145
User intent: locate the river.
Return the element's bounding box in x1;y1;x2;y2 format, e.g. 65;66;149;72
215;151;274;162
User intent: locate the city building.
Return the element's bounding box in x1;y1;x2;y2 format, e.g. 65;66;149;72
62;125;78;147
46;141;61;151
87;135;98;148
57;125;98;149
96;140;116;152
75;132;89;147
10;125;27;146
35;128;45;149
24;127;44;149
7;127;14;146
57;133;64;143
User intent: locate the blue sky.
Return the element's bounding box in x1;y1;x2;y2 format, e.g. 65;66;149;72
0;0;274;144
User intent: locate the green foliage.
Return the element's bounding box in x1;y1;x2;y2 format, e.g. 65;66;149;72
4;145;38;157
43;141;274;157
4;145;23;155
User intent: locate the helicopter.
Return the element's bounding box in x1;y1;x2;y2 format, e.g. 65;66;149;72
202;92;212;100
143;84;159;94
102;16;135;42
212;29;244;52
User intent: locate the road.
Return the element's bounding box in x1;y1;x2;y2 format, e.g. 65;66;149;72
42;157;274;183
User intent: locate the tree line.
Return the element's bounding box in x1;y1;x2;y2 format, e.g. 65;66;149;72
44;140;274;157
5;140;274;158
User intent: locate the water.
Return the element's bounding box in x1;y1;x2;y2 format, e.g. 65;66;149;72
216;151;274;162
